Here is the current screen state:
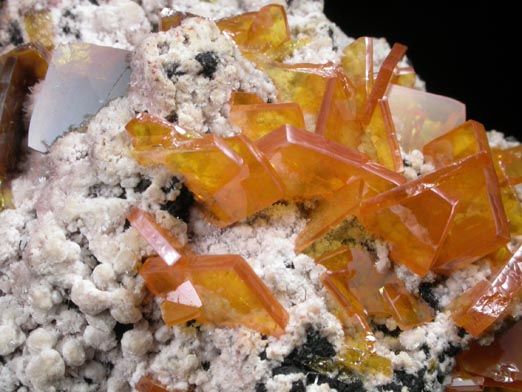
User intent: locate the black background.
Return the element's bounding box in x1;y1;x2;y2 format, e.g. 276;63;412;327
323;1;519;141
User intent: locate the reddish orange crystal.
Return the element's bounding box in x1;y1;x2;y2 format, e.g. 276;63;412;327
135;376;173;392
294;179;363;254
451;246;522;337
217;4;290;54
319;247;433;332
159;11;197;31
128;208;191;266
229;91;265;105
456;320;522;389
161;280;202;326
125;112;195;150
493;146;522;186
230;102;305;140
256;124;402;199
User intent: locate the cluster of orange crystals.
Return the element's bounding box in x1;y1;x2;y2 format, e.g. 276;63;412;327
125;5;522;390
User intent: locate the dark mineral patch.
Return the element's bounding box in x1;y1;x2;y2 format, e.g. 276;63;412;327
163;62;184;79
7;21;23;45
160;184;194;223
195;51;219;79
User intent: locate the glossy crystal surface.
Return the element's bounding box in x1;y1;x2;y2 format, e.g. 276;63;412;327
456;320;522;389
161;280;202;326
1;43;49;179
451;246;522;337
24;10;55;48
217;4;290;54
230;102;305;140
388;83;466;152
28;43;131;152
135;376;171;392
319;248;433;331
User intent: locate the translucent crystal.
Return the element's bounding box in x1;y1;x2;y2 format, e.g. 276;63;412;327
28;43;131;152
340;37;373;116
451;246;522;337
159;11;197;31
217;4;290;54
229;91;265;105
456;320;522;389
493;145;522;185
256;124;402;199
135;376;171;392
387;83;466;152
161;280;202;326
391;66;416;88
320;247;433;332
230;101;305;140
294;179;364;254
128;208;191;266
360;43;407;126
315;68;362;151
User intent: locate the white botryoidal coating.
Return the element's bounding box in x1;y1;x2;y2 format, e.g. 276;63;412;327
0;324;26;356
26;349;66;390
26;327;58;354
121;329;154;357
60;338;86;367
83;325;117;352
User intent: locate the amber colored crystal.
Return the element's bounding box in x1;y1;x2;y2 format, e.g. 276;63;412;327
1;43;49;178
451;246;522;337
159;11;197;31
294;179;363;254
493;146;522;186
486;246;514;273
133;134;244;203
161;280;202;326
456;320;522;389
338;336;393;377
387;83;466;152
128;208;192;266
431;154;509;274
422;120;491;169
361;43;407;126
391;66;417;88
360;97;403;171
320;248;433;331
229;91;265;105
24;10;55;49
230;102;305;140
259;62;338;117
125;112;195;150
140;257;180;297
360;182;457;276
170;254;289;336
256;124;403;200
135;376;172;392
380;282;434;330
217;4;290;54
207;135;284;226
315;68;362;151
340;37;373;115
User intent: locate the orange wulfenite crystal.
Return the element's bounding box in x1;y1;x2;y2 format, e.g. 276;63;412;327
456;320;522;389
451;246;522;337
315;67;361;151
148;254;289;337
493;145;522;185
217;4;290;54
128;208;191;266
341;37;373;116
135;376;175;392
360;182;457;276
319;248;433;332
360;43;407;126
229;91;265;105
230;101;305;140
159;11;197;31
294;179;364;254
161;280;203;326
360;97;403;171
391;66;417;88
125;112;195;150
387;83;466;152
256;124;402;199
